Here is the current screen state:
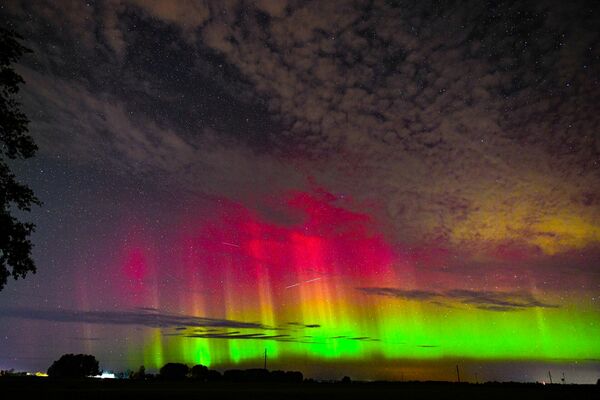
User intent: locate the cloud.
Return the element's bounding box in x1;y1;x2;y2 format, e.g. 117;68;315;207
128;0;210;36
17;66;305;202
255;0;288;18
286;322;321;329
357;288;438;301
0;307;379;344
348;337;380;342
184;332;291;341
0;307;271;330
181;0;600;253
444;289;558;311
3;0;600;255
67;337;102;341
357;287;559;312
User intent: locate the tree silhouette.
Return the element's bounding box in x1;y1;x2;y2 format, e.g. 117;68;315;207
132;365;146;380
190;364;209;381
47;354;100;378
159;363;189;380
0;27;40;291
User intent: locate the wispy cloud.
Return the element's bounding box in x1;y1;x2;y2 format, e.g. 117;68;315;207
0;307;270;330
184;332;291;341
445;289;558;311
357;287;559;312
357;288;439;301
0;307;378;344
286;322;321;329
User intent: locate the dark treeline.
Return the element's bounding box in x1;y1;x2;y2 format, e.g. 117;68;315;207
44;354;305;383
157;363;303;383
9;354;595;386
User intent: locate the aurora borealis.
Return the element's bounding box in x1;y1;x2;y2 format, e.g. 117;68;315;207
1;0;599;383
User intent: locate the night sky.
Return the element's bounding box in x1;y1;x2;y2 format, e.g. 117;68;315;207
1;0;599;383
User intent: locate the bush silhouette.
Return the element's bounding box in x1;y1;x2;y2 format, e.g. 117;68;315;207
223;369;244;381
285;370;303;383
47;354;100;378
271;370;287;382
159;363;189;380
223;368;270;382
132;365;145;380
244;368;270;382
206;369;222;382
190;364;209;380
271;370;303;383
222;368;303;383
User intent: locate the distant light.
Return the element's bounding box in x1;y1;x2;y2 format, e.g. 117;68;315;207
35;372;48;377
26;372;48;377
93;372;116;379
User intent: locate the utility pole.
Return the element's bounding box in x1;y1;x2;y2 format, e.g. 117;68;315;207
456;365;461;383
263;348;267;370
548;371;553;384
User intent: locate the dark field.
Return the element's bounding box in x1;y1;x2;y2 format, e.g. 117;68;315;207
1;376;598;400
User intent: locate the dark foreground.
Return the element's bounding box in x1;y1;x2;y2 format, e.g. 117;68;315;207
1;376;598;400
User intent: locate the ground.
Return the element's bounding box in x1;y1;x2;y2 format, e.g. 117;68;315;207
1;376;598;399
